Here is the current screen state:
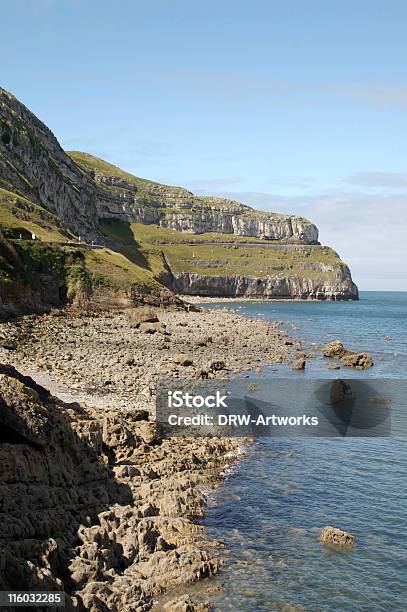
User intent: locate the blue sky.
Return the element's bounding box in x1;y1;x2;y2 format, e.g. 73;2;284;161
2;0;407;289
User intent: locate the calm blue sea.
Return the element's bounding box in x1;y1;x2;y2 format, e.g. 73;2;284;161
201;292;407;611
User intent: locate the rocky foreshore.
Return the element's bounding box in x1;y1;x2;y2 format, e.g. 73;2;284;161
0;305;296;611
0;306;295;411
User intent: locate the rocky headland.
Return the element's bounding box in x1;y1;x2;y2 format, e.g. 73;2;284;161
172;268;357;301
0;85;317;245
1;85;358;313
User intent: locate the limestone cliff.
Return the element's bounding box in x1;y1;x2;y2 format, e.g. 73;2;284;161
127;232;358;301
0;88;99;241
70;151;319;243
0;87;317;244
172;270;358;300
0;86;358;302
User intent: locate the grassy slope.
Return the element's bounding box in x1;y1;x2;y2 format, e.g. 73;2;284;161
72;151;345;283
67;151;163;190
84;248;162;292
0;190;164;296
0;188;68;242
99;219;344;281
0;149;347;299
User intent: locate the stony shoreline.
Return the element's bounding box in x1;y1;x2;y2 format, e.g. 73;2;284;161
0;305;297;611
1;306;297;412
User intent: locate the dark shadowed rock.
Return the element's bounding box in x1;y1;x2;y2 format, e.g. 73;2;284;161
0;339;17;350
330;379;353;404
207;359;226;372
0;366;238;610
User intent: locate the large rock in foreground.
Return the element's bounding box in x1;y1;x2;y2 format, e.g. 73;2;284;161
0;364;237;610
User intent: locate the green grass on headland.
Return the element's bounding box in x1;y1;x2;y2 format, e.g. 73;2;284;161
0;193;168;296
68;151;174;191
0;155;347;301
68;151;300;216
99;218;344;280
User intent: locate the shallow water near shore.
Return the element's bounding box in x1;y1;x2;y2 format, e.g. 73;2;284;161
200;292;407;611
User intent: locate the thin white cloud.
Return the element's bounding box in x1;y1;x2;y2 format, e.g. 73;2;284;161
265;176;316;189
157;69;407;111
347;171;407;188
334;83;407;109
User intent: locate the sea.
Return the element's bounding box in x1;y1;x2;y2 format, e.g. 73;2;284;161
199;292;407;611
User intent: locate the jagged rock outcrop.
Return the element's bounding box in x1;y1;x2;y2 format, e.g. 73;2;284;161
0;364;237;610
342;352;374;370
323;340;349;357
323;340;374;368
171;270;358;300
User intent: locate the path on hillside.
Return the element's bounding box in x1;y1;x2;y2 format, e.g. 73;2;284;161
180;241;321;248
15;237;321;250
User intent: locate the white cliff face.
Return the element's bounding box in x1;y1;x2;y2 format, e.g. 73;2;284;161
230;216;319;242
96;194;319;243
96;200;320;243
171;271;359;300
88;166;319;243
167;246;358;300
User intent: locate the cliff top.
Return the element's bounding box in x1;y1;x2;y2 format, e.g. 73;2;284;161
68;150;311;223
